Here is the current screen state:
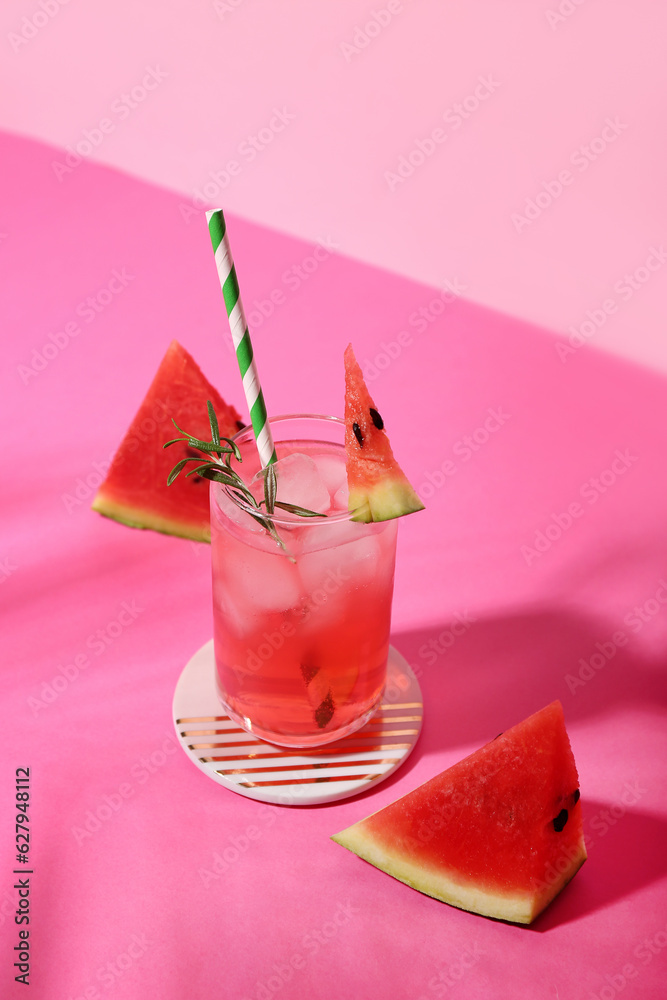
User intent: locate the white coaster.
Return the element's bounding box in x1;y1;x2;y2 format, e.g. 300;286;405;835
173;640;423;806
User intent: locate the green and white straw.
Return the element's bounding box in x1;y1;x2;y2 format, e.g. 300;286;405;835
206;208;277;470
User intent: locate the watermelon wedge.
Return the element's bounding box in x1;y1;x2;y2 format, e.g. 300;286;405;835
332;701;586;924
301;653;360;730
344;344;424;522
92;341;242;542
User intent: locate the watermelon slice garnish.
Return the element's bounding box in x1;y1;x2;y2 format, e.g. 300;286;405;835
92;341;242;542
332;701;587;924
344;344;424;522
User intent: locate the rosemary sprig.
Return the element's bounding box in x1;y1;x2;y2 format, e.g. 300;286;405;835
163;402;324;554
274;501;322;517
264;463;277;515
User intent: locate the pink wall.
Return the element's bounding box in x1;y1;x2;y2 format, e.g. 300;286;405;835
1;0;665;371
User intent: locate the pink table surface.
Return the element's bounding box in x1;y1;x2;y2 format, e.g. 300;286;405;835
2;130;666;999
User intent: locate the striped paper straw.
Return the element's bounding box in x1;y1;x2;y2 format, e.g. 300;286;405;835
206;209;277;469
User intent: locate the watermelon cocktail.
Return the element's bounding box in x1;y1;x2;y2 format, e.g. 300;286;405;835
92;213;424;750
211;416;399;748
91;337;423;748
200;214;422;747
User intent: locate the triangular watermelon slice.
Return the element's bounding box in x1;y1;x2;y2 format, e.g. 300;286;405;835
332;701;586;924
92;341;242;542
344;344;424;522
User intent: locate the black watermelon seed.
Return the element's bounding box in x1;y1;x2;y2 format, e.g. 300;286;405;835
493;732;503;740
369;407;384;430
352;422;364;446
236;420;245;431
315;691;335;729
553;808;569;832
573;788;580;804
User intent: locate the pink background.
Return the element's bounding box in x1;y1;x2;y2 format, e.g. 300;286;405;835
1;4;666;999
2;0;667;371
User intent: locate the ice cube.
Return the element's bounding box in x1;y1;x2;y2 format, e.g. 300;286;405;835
311;453;347;495
333;483;350;510
336;534;383;589
252;453;330;517
299;531;382;596
296;533;383;634
212;577;247;637
231;543;303;614
299;516;363;554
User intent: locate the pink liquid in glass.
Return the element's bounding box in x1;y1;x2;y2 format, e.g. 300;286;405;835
210;416;398;747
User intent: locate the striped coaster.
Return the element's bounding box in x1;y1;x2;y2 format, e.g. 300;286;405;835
172;640;423;805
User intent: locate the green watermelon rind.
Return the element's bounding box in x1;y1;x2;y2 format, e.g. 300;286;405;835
331;824;587;924
331;700;588;925
91;494;211;543
349;478;425;523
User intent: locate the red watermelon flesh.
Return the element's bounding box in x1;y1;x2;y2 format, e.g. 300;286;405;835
344;344;424;522
332;701;586;924
92;340;242;542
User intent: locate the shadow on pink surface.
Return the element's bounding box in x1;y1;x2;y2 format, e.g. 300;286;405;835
392;608;666;759
533;799;667;931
